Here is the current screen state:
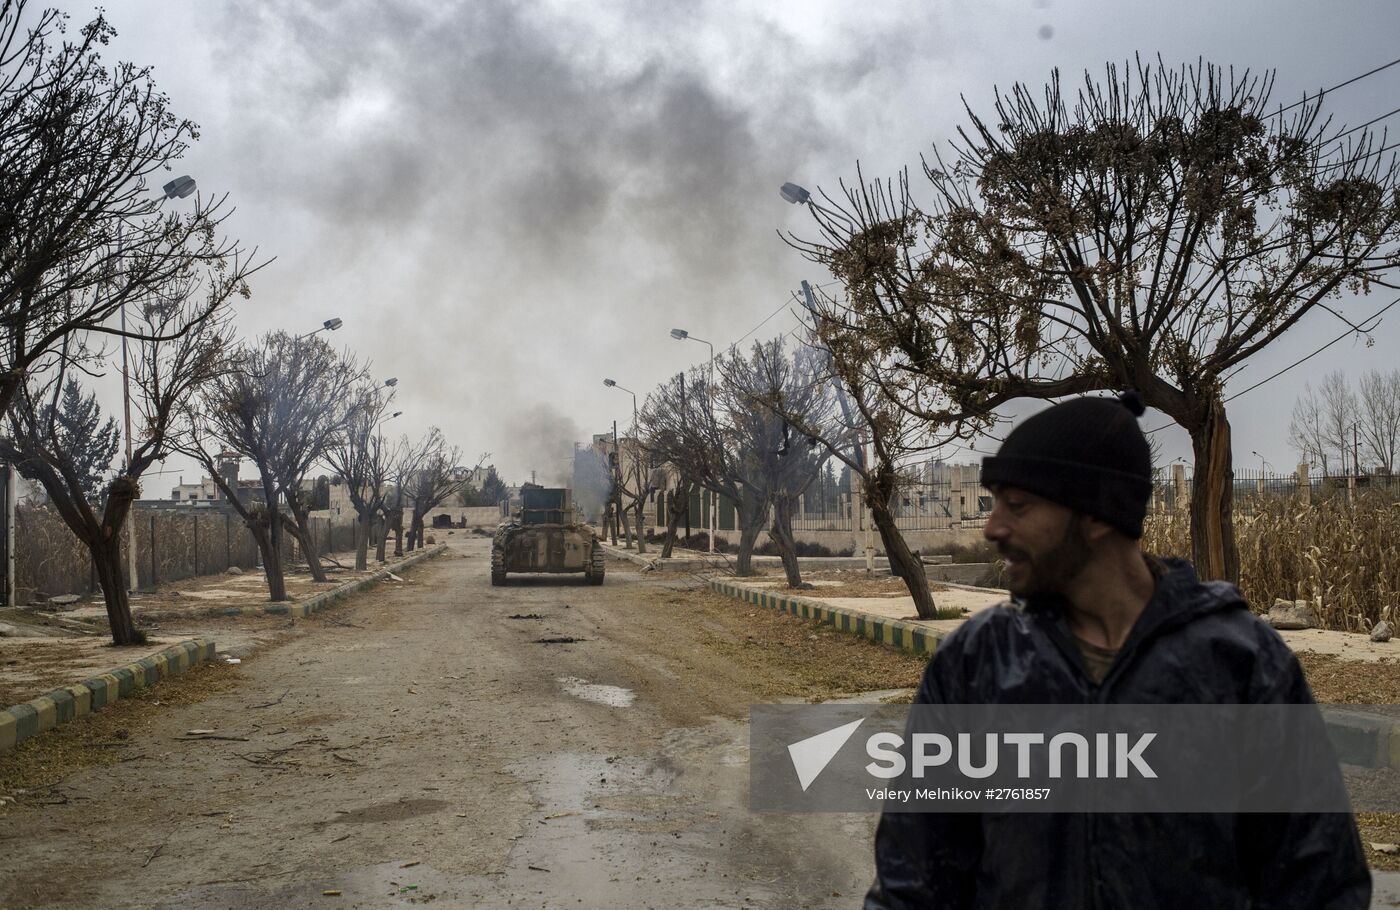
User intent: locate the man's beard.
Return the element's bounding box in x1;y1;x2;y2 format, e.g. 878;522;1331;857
1001;514;1092;599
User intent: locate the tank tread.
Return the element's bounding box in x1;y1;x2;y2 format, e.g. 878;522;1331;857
586;541;605;585
491;546;506;585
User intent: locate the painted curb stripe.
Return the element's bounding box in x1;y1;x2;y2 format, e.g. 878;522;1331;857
0;636;216;753
708;578;944;658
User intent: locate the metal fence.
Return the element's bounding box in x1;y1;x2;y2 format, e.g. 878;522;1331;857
791;479;992;532
1152;466;1400;515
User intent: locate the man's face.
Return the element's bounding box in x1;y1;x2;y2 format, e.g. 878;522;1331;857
983;487;1092;599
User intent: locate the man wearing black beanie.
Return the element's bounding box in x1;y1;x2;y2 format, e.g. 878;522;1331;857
864;392;1370;909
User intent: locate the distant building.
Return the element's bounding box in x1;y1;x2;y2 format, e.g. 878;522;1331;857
171;476;220;503
167;453;269;508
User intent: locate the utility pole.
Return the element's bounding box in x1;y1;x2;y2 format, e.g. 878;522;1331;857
612;420;620;545
801;279;875;571
1354;423;1361;478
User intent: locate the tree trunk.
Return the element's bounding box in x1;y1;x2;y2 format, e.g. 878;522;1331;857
284;519;327;583
250;516;286;602
620;508;633;550
393;510;404;557
660;484;691;558
410;513;426;551
285;504;328;583
733;493;769;577
769;494;803;588
1187;397;1240;584
867;480;936;619
633;499;648;554
91;532;141;645
375;514;388;563
355;516;370;571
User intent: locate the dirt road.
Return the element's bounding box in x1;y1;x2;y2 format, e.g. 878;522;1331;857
0;538;883;908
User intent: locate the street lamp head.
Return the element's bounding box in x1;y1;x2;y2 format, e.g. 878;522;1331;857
162;175;197;199
603;378;616;388
779;182;811;205
383;377;398;387
392;411;402;418
669;329;688;341
324;317;343;332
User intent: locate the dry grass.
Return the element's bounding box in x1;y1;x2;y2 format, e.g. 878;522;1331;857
1144;491;1400;632
801;571;948;599
0;661;242;801
1357;812;1400;871
687;590;927;702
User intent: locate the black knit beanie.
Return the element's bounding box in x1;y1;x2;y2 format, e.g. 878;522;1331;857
980;392;1153;539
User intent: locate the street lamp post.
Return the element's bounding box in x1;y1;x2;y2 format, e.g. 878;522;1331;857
119;175;198;593
603;379;641;551
299;317;344;339
1251;451;1272;495
670;328;718;554
783;186;878;568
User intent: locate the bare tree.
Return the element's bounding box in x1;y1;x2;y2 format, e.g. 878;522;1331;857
3;296;232;643
640;339;832;578
1318;371;1359;475
400;434;472;551
640;364;765;573
325;382;397;571
1357;369;1400;475
614;433;651;554
789;59;1400;583
723;339;834;587
183;333;364;598
1;3;262;419
1288;382;1331;475
765;299;948;616
265;335;365;579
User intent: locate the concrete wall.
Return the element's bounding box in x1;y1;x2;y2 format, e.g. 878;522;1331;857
406;505;502;528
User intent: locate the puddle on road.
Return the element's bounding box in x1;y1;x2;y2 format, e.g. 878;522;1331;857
558;676;636;707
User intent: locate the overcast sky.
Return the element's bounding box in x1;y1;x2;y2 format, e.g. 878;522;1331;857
45;0;1400;487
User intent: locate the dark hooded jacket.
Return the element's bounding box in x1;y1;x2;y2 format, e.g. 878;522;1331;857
865;557;1370;909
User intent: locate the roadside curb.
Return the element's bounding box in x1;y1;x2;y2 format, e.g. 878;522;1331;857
0;637;215;753
139;544;451;622
708;578;1400;773
600;542;881;573
708;578;947;658
286;544;449;619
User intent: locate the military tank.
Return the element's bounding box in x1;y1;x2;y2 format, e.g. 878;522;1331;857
491;485;604;585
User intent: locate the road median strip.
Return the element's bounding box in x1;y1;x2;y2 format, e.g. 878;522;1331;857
707;578;947;658
707;576;1400;773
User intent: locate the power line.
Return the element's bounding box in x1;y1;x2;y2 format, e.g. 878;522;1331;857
1328;104;1400;144
1143;294;1400;435
1274;56;1400;116
730;280;839;349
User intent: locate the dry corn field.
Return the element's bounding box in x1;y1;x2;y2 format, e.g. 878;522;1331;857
1143;491;1400;632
